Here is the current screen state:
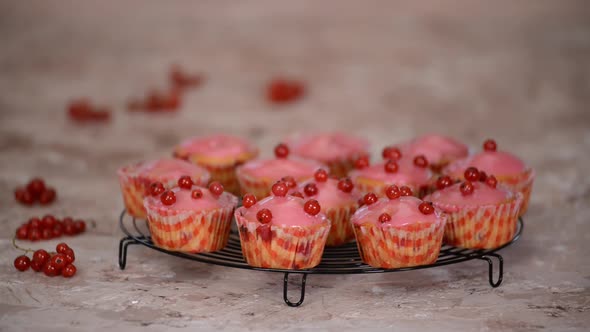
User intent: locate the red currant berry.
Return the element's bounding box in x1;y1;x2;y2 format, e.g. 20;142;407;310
304;199;321;216
16;225;28;240
272;181;288;197
314;169;328;182
256;209;273;224
281;176;297;188
39;188;56;205
41;228;53;240
384;160;399;173
28;228;41;241
56;243;70;254
363;193;378;206
191;189;203;199
485;175;498;189
478;170;488;182
26;178;46;197
52;223;64;237
337;178;354;193
14;255;31;271
43;263;59;277
354;156;369;169
209;182;224;196
41;215;56;229
267;79;304;104
31;260;43;272
50;254;67;271
63;249;75;264
483;139;497;152
413;155;428;168
378;213;392;223
382;146;402;160
74;220;86;234
464;167;480;182
418;202;435;215
460;181;475;196
242;193;257;208
62;217;74;225
64;223;76;236
178;175;193;189
62;264;77;278
290;191;304;199
14;187;27;202
385;185;401;200
400;186;413;197
33;249;50;265
357;198;365;207
304;183;318;196
20;191;35;205
160;191;177;205
274;143;289;158
150;182;165;196
29;217;42;229
436;176;453;190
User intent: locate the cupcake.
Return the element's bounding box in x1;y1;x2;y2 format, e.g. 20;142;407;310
144;180;238;252
117;158;211;218
349;154;434;198
390;134;469;173
285;132;369;177
294;170;360;246
443;139;534;215
173;134;259;195
351;187;446;269
424;167;522;249
236;143;325;199
234;182;331;269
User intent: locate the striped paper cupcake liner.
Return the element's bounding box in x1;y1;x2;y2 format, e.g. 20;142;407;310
324;204;357;246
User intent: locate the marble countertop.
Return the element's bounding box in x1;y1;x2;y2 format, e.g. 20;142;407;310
1;1;589;331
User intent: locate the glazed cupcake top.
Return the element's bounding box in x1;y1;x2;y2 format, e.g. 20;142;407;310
175;134;258;159
294;170;359;207
349;156;432;186
285;132;369;163
396;134;468;164
351;194;443;226
144;181;237;211
120;158;210;182
444;139;527;177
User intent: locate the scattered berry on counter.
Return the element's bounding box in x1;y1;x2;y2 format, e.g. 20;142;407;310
266;78;305;104
67;99;111;123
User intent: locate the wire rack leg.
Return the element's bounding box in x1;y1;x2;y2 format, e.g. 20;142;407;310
283;273;307;307
478;253;504;288
118;236;139;270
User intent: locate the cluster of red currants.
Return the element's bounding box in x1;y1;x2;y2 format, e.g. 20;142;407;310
14;243;77;277
68;99;111;123
15;215;86;241
14;178;57;206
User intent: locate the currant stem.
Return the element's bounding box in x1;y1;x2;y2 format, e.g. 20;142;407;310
12;237;35;254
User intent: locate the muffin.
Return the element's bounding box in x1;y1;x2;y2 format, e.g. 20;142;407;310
173;134;259;195
234;182;331;269
351;188;446;269
117;158;211;218
236;143;325;199
295;169;360;246
390;134;469;173
144;180;238;252
424;167;523;249
285;132;369;177
443;139;534;215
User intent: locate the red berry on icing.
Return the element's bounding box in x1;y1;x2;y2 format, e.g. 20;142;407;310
56;243;70;254
149;182;165;196
354;156;369;169
419;202;435;215
378;213;391;223
314;169;328;182
483;139;497;152
242;193;257;208
14;255;31;271
272;181;288;197
191;189;203;199
413;155;428;168
436;176;453;190
281;176;297;188
160;191;176;205
464;167;480;182
26;178;46;197
43;263;59;277
50;254;67;271
337;178;354;193
209;182;224;196
357;198;365;207
479;171;488;182
303;183;318;196
460;181;474;196
62;264;77;278
33;249;50;266
385;185;401;200
177;175;193;189
256;208;273;224
274;143;289;158
485;175;498;188
290;191;304;199
400;186;413;197
39;188;57;205
304;199;321;216
363;193;378;206
382;146;402;160
384;160;399;173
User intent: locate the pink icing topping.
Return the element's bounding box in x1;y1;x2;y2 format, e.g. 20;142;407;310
349;158;431;186
145;186;236;211
352;196;441;226
424;181;512;206
238;158;323;182
241;196;328;226
398;134;468;164
128;158;209;182
287;132;369;162
446;151;526;176
176;135;257;158
298;178;358;208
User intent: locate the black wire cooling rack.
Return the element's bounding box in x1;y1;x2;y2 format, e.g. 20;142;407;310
118;210;523;307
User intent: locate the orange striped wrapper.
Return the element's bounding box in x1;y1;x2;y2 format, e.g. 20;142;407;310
324;204;357;246
234;207;331;269
496;168;534;216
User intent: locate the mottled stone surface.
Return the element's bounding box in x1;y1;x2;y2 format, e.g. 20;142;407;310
1;1;589;331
